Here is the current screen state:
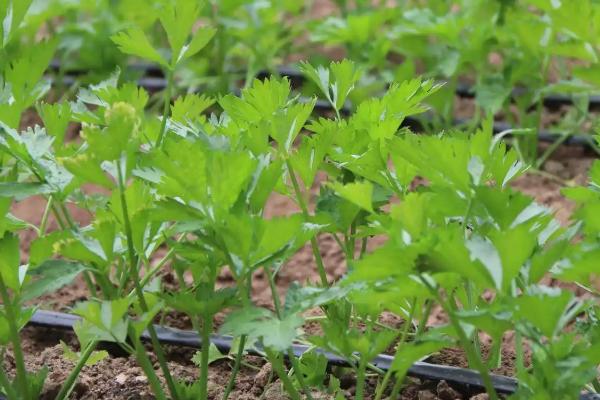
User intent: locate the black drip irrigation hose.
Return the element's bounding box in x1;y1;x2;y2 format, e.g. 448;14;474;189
489;120;595;147
48;59;163;77
455;82;600;110
59;74;166;93
13;310;598;399
50;59;600;108
260;67;600;110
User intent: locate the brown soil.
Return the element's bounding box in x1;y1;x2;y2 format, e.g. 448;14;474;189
8;326;492;400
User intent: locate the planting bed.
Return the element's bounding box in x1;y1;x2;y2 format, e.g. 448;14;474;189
5;1;600;400
4;136;596;399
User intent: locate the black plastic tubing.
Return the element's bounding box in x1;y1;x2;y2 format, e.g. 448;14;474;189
51;60;599;109
19;310;600;399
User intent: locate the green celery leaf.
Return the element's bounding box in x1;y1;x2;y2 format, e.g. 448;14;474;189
146;139;207;203
246;155;284;212
1;0;34;47
315;186;360;231
390;339;449;380
158;0;215;64
346;243;417;284
0;182;53;199
22;260;87;302
131;297;164;338
171;94;214;123
330;59;362;110
220;307;303;351
4;39;56;115
284;283;352;315
515;287;574;338
61;154;115;189
489;225;537;292
179;27;216;63
297;350;328;387
290;129;334;189
38;102;72;145
474;187;535;231
73;299;130;343
465;235;503;291
390;192;430;239
219;78;291;123
300;60;361;111
61;340;108;366
191;344;228;366
163;287;237;316
0;232;20;291
159;0;200;62
331;181;374;213
455;308;512;340
427;227;495;289
111;27;168;68
208;150;257;213
475;74;512;114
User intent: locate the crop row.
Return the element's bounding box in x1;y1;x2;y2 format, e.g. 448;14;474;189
53;64;598;151
5;1;600;160
1;1;600;400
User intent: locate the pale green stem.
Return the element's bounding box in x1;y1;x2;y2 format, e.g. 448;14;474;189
221;335;246;400
38;195;53;237
265;349;302;400
374;299;416;400
132;332;168;400
55;341;98;400
421;277;499;400
117;159;179;399
199;312;212;400
265;266;314;400
155;68;174;148
284;159;328;286
0;357;17;400
0;277;29;399
354;318;374;400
